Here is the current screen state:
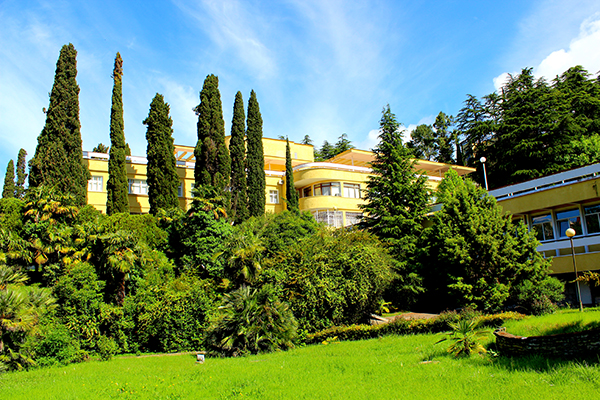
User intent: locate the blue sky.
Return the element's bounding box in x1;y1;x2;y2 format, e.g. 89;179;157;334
1;0;600;176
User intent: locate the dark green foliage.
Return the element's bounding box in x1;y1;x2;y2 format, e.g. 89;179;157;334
99;213;167;250
15;149;27;199
512;277;565;315
314;140;335;161
301;135;313;145
407;124;436;160
205;285;297;357
96;335;118;361
106;53;129;215
433;112;454;163
229;91;248;224
359;105;430;261
251;211;319;258
25;321;81;367
246;90;265;217
144;93;179;215
51;261;105;350
305;310;524;345
417;170;562;312
264;229;395;333
457;66;600;188
194;75;231;203
128;275;217;352
93;143;109;153
285;138;299;212
2;160;15;199
0;197;25;234
159;191;232;278
29;44;90;206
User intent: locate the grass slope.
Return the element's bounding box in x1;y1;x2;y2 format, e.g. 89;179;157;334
2;331;599;399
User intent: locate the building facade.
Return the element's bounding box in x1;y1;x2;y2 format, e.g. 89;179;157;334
489;164;600;305
84;137;474;227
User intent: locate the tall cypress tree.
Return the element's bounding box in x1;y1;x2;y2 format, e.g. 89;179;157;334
144;93;179;215
246;90;265;217
2;160;15;199
29;43;90;205
15;148;27;199
194;75;231;198
106;52;129;215
285;138;299;212
229;91;248;224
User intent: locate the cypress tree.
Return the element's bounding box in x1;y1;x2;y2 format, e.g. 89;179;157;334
15;148;27;199
194;75;231;197
229;91;248;224
144;93;179;215
106;52;129;215
246;90;265;217
29;43;90;206
285;138;299;212
2;160;15;199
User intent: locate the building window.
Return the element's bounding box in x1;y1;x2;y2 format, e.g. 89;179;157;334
531;214;554;241
128;179;148;195
269;190;279;204
88;176;103;192
345;212;363;226
314;182;341;196
178;182;183;198
584;204;600;234
313;210;343;228
303;187;312;197
343;183;361;198
556;209;582;238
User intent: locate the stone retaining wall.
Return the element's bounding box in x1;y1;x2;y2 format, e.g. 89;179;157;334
494;327;600;357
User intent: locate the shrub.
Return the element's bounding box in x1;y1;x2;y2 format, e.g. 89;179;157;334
435;318;490;357
205;285;297;357
97;335;118;361
26;322;80;367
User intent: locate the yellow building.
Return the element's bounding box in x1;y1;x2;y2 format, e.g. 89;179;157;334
84;137;474;226
489;164;600;305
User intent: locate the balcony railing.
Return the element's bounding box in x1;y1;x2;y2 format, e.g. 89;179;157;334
490;163;600;201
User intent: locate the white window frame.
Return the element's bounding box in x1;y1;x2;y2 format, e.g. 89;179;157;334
269;189;279;204
343;183;361;198
88;176;103;192
128;179;148;195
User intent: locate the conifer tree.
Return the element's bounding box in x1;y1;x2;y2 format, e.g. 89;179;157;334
359;105;430;260
15;149;27;199
29;43;90;206
229;91;248;224
285;138;299;212
2;160;15;199
106;53;129;215
144;93;179;215
246;90;265;217
194;75;231;199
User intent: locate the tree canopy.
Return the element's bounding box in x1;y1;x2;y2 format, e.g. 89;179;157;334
246;90;265;217
28;43;90;205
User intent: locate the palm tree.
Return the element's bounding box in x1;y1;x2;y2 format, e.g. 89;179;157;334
206;285;297;357
217;231;266;285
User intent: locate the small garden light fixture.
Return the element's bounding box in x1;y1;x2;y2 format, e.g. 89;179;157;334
566;227;584;312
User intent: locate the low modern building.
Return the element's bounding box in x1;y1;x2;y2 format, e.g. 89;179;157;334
490;164;600;306
84;137;474;227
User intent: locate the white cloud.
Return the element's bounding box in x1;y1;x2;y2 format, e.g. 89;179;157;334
534;16;600;80
173;0;277;80
357;129;380;151
493;15;600;91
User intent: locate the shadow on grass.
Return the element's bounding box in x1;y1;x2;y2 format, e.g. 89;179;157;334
542;320;600;336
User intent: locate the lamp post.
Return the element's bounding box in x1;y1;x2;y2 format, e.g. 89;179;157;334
480;157;489;190
566;228;584;312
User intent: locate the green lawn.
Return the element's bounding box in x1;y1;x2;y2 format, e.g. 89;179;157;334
502;307;600;336
2;327;600;399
